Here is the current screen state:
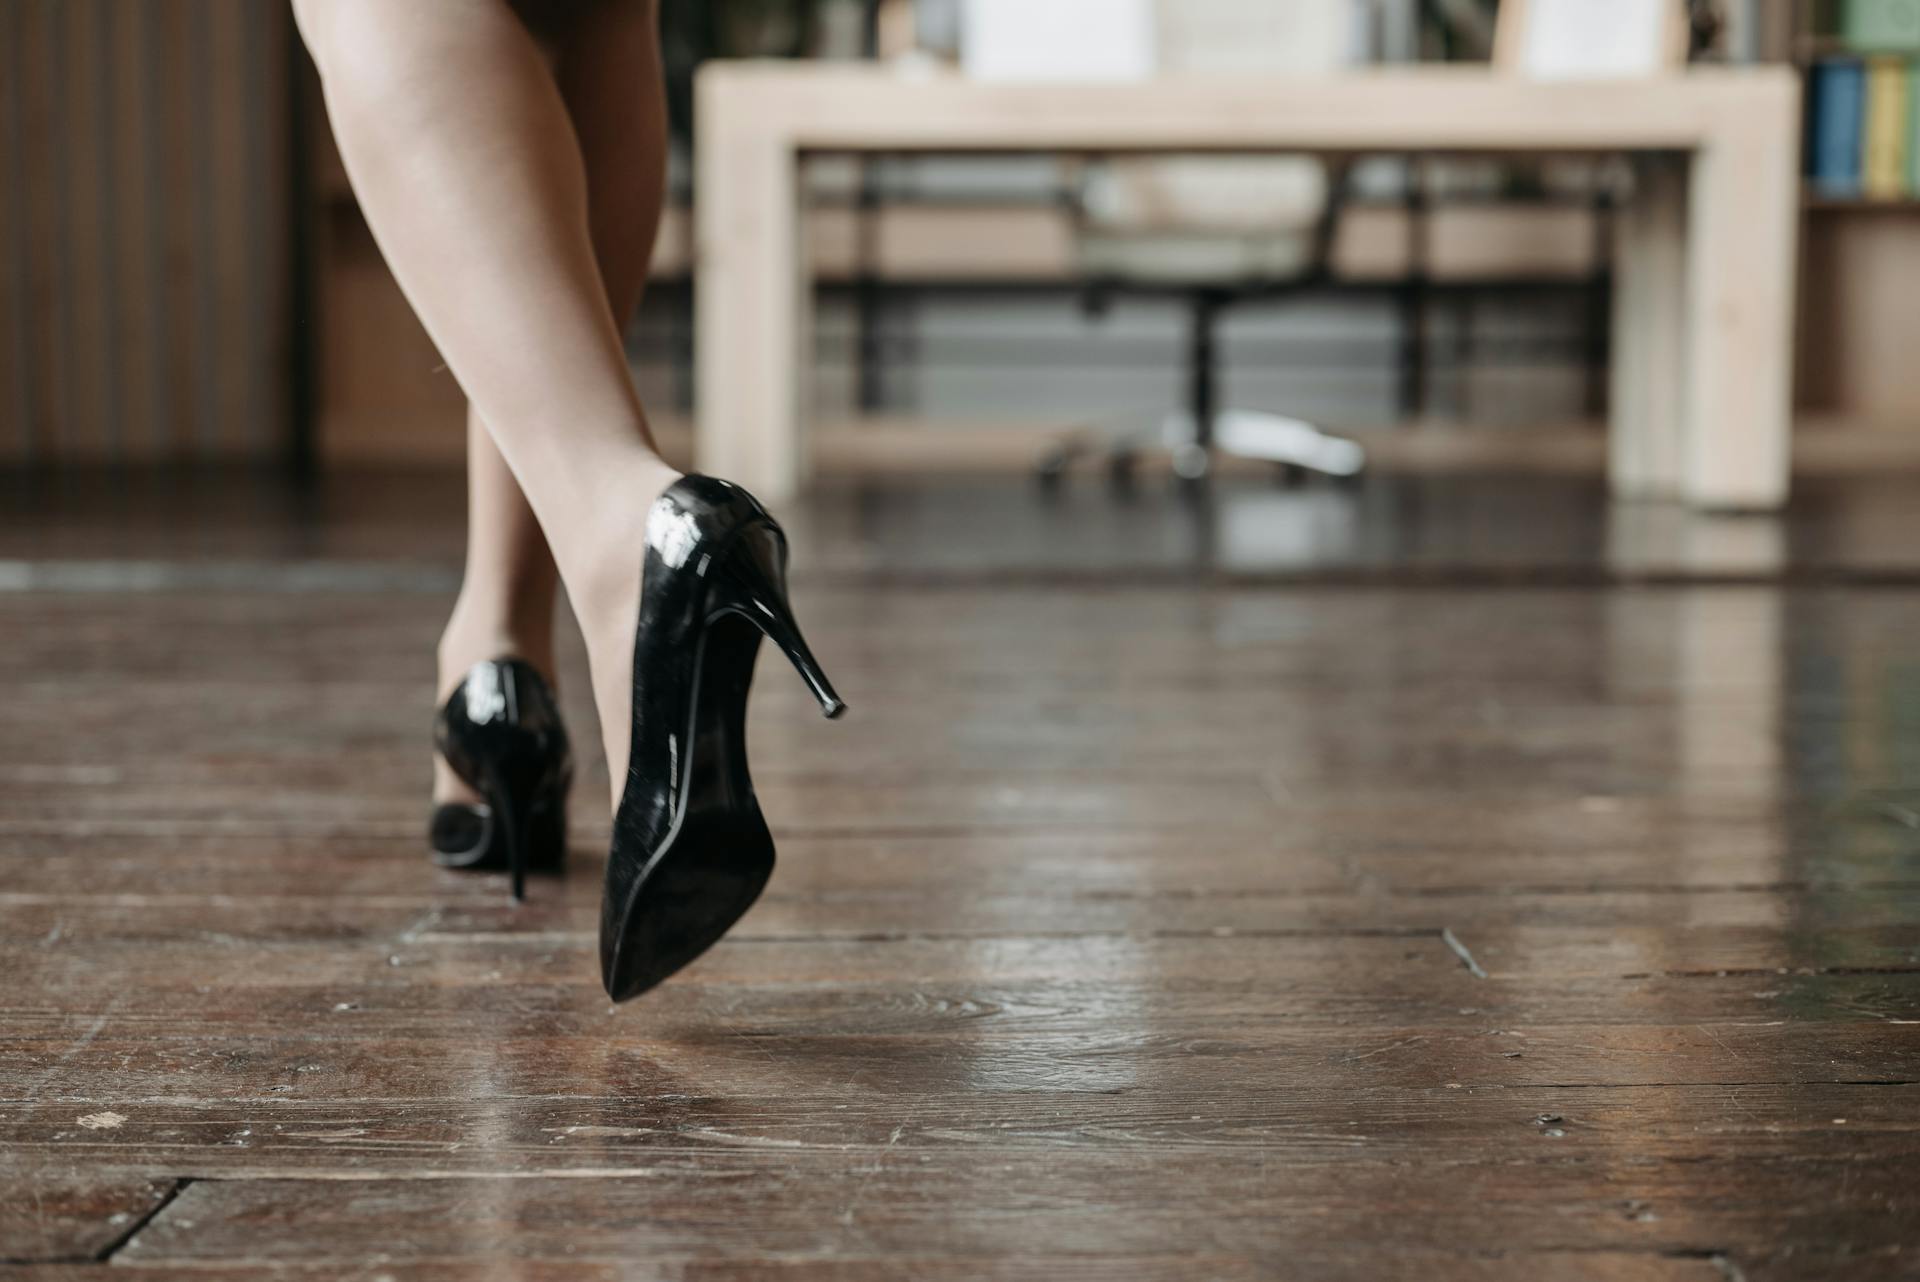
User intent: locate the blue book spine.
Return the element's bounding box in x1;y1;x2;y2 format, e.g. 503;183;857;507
1811;59;1867;198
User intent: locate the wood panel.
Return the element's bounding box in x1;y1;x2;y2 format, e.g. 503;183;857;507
0;0;291;465
1798;211;1920;425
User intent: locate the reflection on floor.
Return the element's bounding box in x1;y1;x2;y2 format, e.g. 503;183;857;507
790;473;1920;581
2;467;1917;1275
8;466;1920;586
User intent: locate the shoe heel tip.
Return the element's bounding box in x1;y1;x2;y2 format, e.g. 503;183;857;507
821;698;847;720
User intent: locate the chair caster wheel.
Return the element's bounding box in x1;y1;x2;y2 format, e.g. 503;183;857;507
1037;452;1070;492
1171;443;1210;482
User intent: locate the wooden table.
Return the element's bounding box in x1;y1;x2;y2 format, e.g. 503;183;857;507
695;65;1802;509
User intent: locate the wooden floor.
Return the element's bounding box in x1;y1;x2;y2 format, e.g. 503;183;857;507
2;472;1918;1279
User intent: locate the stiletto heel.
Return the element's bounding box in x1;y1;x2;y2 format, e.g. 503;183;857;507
600;475;844;1001
712;524;846;720
431;659;572;897
484;766;531;902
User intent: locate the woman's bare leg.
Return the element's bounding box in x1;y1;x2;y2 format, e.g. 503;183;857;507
431;417;559;808
293;0;674;806
430;0;666;809
555;1;666;335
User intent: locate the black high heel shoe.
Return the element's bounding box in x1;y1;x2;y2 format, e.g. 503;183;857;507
431;658;573;901
601;475;844;1001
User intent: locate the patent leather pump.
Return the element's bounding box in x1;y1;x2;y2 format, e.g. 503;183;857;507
432;658;572;900
601;475;844;1001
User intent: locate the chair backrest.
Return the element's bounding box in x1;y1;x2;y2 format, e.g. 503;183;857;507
1086;0;1351;234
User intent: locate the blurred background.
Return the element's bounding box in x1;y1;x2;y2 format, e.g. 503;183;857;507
1;0;1914;574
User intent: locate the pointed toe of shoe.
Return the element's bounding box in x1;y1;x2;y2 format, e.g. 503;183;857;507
599;839;776;1002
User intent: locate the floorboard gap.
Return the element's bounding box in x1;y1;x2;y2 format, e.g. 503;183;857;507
94;1175;195;1262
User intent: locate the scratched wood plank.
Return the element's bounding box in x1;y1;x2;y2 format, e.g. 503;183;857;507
9;781;1911;872
3;1017;1914;1106
0;1253;1729;1281
0;674;1839;777
3;957;1912;1062
4;899;1920;995
5;809;1920;923
7;780;1918;891
0;1171;173;1265
1;1084;1913;1179
91;1151;1917;1266
6;880;1920;945
6;885;1920;951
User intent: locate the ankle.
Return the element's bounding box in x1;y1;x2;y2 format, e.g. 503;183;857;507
437;594;556;689
550;486;673;654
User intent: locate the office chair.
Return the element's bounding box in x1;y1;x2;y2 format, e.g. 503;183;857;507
1039;0;1367;485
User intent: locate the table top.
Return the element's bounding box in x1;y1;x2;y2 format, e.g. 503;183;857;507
696;62;1800;153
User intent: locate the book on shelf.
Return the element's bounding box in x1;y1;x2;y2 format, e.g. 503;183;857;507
1912;62;1920;193
1810;58;1868;198
1842;0;1920;53
1865;56;1911;197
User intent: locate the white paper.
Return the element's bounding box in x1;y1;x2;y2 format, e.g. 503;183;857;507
1520;0;1671;80
961;0;1157;83
1157;0;1352;74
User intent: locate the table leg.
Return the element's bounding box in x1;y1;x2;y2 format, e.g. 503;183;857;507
696;77;805;501
1681;89;1801;510
1609;156;1688;500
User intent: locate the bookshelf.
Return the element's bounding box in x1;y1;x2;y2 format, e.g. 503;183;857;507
1794;0;1920;209
1757;0;1920;425
1805;193;1920;210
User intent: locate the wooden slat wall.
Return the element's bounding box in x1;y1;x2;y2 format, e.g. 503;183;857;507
0;0;290;465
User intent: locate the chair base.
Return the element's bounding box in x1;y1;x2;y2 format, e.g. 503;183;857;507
1039;410;1366;485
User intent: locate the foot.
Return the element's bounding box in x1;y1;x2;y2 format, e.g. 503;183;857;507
565;459;683;815
432;599;558;809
